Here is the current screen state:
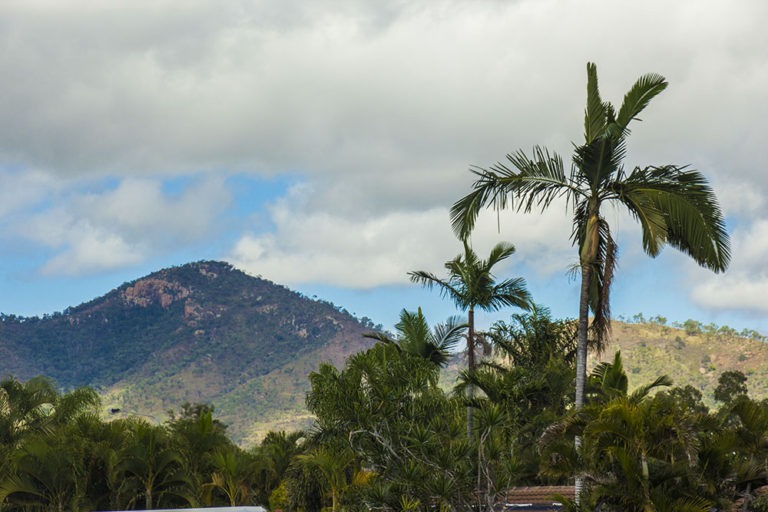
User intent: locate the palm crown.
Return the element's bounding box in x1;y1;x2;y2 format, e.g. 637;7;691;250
450;62;730;410
364;308;466;368
409;240;532;314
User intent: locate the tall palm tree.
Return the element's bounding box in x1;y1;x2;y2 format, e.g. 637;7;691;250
409;240;532;436
450;62;730;414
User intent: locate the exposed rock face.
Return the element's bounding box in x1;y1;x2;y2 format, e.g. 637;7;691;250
121;279;190;308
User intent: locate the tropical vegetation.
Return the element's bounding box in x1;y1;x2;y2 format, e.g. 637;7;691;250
2;63;757;512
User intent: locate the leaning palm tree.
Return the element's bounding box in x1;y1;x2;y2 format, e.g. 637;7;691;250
451;62;730;414
409;240;532;436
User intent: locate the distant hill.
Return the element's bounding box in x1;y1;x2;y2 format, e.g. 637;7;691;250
0;261;375;444
592;319;768;407
437;319;768;407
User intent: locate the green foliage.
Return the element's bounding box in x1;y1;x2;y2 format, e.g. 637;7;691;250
268;480;289;511
684;319;702;336
364;308;465;368
715;370;749;404
4;310;768;512
0;374;312;511
307;342;497;510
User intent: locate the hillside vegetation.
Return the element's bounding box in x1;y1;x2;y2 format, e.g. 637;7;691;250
0;261;374;444
594;317;768;406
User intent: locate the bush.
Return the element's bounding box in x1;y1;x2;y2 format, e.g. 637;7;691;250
751;493;768;512
269;481;289;511
683;319;702;336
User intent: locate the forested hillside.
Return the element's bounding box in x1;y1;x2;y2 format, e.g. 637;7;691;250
0;261;375;444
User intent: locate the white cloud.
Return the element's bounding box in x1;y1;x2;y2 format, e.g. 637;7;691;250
1;0;765;205
1;0;766;320
41;224;144;276
689;219;768;313
229;183;574;288
0;170;62;218
15;177;230;275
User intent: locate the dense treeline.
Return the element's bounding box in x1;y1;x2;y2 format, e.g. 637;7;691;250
0;378;308;511
3;308;768;511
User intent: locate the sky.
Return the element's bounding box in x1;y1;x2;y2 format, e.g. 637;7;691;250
1;0;767;334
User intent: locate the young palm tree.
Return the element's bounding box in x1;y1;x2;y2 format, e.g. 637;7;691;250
450;62;730;414
296;447;355;512
204;448;256;506
409;240;532;436
364;308;466;368
113;422;191;509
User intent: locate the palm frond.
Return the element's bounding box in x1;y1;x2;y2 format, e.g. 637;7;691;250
589;220;616;352
489;277;533;311
615;72;668;134
408;271;464;305
584;62;606;144
450;147;577;239
484;241;517;269
629;375;673;403
612;166;731;271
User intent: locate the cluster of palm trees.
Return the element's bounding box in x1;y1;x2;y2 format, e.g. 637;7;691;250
0;377;305;511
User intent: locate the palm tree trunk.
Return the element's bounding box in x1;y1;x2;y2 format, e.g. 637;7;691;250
467;307;475;440
742;482;753;512
575;262;591;408
574;261;592;504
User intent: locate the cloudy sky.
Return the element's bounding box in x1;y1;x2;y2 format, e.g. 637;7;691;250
1;0;767;333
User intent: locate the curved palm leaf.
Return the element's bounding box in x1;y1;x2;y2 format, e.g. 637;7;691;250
451;62;730;417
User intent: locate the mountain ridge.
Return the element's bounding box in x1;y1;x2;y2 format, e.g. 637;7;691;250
0;261;375;444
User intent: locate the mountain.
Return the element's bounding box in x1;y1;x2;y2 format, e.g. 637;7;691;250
0;261;375;444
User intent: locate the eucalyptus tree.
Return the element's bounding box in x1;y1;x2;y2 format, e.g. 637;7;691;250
409;240;532;435
451;62;730;415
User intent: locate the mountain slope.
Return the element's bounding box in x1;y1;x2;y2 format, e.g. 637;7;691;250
594;319;768;406
0;261;374;444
